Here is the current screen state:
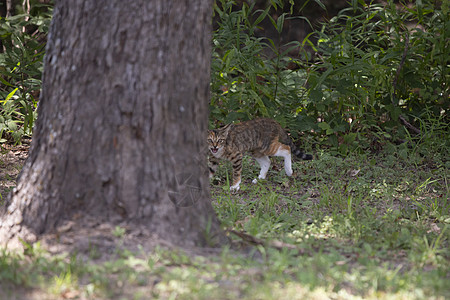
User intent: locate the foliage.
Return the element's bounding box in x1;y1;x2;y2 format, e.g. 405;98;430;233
211;0;312;133
211;0;449;155
310;0;449;154
0;5;51;144
1;0;447;155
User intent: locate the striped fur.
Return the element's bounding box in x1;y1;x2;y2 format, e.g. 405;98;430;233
208;118;312;191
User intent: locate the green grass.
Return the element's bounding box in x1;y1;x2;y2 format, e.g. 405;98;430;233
211;151;449;299
0;151;449;299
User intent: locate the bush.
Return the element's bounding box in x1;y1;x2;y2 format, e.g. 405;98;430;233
211;0;312;134
211;0;449;156
309;0;449;153
0;5;51;144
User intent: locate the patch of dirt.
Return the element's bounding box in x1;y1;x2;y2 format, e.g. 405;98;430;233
0;140;30;201
39;215;179;260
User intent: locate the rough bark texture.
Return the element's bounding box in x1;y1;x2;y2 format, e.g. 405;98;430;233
0;0;224;249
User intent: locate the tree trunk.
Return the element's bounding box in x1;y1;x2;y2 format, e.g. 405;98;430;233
0;0;224;249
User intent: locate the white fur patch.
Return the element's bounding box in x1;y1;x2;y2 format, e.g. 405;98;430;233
254;156;271;180
230;179;241;192
273;147;293;176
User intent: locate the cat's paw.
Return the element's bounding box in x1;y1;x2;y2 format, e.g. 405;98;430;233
285;169;293;177
230;185;240;192
230;179;241;192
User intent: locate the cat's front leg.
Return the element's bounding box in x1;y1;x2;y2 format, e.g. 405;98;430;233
208;155;220;178
252;156;271;184
230;153;243;192
230;179;241;192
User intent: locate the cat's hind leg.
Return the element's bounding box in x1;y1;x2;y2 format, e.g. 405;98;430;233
273;144;293;176
252;155;271;184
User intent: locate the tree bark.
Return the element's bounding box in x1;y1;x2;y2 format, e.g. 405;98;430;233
0;0;224;249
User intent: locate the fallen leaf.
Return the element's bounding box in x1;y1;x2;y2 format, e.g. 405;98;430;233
349;169;360;177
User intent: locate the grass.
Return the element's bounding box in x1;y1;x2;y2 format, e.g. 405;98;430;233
210;150;449;299
0;147;449;299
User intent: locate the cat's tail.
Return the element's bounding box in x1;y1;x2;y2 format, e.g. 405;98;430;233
289;139;313;160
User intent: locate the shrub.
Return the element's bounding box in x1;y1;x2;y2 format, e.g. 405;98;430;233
211;0;449;155
0;5;51;144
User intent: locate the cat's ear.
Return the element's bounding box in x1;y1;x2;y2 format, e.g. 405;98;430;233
220;123;233;135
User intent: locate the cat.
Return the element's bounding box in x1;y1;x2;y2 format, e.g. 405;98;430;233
208;118;312;191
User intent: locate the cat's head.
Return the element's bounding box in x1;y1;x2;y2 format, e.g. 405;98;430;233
207;124;232;157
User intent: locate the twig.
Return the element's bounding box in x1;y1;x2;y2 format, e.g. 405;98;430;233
399;115;421;135
227;229;307;254
391;32;421;135
6;0;14;17
392;33;410;92
22;0;31;33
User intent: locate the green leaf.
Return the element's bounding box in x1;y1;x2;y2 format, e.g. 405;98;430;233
276;13;286;34
5;14;29;21
297;115;317;132
309;89;323;103
6;119;17;131
314;67;333;89
1;87;18;104
253;7;270;27
267;14;278;32
318;122;331;131
223;48;236;72
387;104;401;121
339;144;348;155
344;133;357;144
328;134;338;147
398;148;408;160
313;0;326;10
0;76;14;87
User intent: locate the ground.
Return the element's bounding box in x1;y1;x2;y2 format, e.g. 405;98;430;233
0;143;449;299
0;142;184;299
0;141;29;200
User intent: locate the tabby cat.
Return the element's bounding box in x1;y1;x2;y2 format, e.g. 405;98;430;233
208;118;312;191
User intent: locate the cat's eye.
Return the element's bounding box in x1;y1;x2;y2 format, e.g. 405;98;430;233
219;139;225;143
207;139;213;143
